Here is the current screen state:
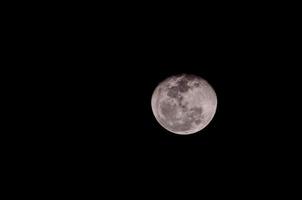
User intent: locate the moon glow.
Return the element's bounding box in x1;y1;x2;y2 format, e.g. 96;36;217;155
151;74;217;135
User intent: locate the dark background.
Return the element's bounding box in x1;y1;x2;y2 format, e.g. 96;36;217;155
51;34;297;170
42;45;298;194
8;3;300;196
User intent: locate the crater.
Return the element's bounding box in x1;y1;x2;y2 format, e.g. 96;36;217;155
194;82;201;87
179;100;189;112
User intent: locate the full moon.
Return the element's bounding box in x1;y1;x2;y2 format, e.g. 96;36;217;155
151;74;217;135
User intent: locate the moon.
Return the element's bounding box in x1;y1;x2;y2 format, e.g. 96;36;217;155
151;74;217;135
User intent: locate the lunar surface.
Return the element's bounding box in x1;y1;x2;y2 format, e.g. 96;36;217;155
151;74;217;135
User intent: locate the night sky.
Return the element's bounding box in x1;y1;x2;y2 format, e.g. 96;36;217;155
50;47;298;192
20;6;299;194
48;23;296;165
62;53;285;163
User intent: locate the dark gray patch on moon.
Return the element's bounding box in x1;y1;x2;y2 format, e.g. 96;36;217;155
166;76;190;99
160;101;177;120
179;102;188;111
186;106;203;125
178;78;190;93
167;86;179;98
190;107;203;116
194;119;201;125
194;82;200;87
165;77;191;115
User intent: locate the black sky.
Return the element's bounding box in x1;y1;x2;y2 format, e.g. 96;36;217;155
16;5;300;193
59;49;289;163
45;16;296;164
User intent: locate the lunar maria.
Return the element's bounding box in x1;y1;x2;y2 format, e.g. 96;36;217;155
151;74;217;135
